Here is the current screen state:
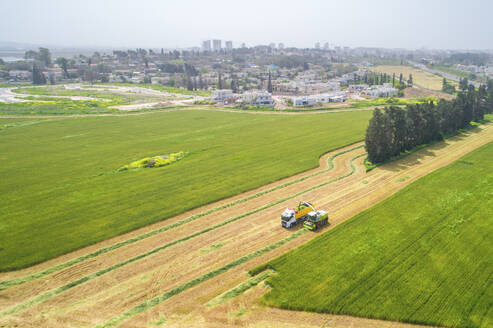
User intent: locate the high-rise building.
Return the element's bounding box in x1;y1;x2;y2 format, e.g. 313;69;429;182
315;42;321;49
213;39;222;51
241;43;246;48
269;43;276;49
323;42;329;50
225;41;233;51
278;43;284;49
202;40;211;52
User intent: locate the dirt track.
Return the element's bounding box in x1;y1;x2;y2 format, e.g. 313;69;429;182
1;123;492;328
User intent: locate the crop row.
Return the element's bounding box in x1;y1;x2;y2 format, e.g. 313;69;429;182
0;144;363;291
0;151;365;319
96;229;307;328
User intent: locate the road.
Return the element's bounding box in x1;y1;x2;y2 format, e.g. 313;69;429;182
409;61;481;88
1;123;492;328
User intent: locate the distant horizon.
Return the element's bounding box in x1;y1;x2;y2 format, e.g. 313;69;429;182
1;0;492;51
1;40;492;54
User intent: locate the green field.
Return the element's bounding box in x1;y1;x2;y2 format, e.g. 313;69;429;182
257;141;493;327
0;110;372;270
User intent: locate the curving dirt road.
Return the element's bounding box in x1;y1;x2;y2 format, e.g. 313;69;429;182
1;123;492;328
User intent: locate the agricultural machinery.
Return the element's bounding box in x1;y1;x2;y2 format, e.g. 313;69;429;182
280;201;329;231
281;201;315;228
303;210;329;231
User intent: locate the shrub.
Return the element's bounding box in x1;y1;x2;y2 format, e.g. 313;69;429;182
118;151;187;171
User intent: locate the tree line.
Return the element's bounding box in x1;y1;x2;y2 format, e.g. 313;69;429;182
365;83;493;163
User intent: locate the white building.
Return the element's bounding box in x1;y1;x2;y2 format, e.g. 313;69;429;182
202;40;211;52
293;96;316;106
211;89;233;101
278;43;285;49
212;39;222;51
225;41;233;51
241;91;273;107
348;84;369;92
365;86;398;97
292;92;346;106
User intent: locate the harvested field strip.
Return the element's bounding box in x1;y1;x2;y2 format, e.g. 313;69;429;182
96;229;307;328
206;270;273;308
0;144;363;291
0;152;365;318
259;140;493;328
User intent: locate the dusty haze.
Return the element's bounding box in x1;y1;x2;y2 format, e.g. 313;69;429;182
0;0;492;50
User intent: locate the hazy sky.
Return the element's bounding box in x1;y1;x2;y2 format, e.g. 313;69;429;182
1;0;492;50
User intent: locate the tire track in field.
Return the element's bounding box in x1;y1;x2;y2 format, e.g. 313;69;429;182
0;144;364;291
0;150;366;318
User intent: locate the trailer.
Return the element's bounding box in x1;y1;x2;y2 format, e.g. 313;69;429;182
281;201;315;228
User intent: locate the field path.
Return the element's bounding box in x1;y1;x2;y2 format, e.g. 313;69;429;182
1;123;492;328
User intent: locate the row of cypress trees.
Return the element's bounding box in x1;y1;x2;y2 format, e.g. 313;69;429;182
365;84;493;163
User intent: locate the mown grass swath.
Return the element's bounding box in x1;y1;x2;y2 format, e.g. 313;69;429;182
0;144;363;290
0;151;365;317
257;141;493;328
206;270;273;307
96;229;307;328
0;110;371;270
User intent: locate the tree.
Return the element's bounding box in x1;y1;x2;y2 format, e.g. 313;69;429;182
442;78;456;94
231;79;237;93
32;64;46;85
193;77;197;91
267;71;273;93
49;74;56;85
399;73;403;85
487;79;493;113
199;74;205;89
24;50;38;60
459;78;469;91
365;108;391;163
392;73;395;87
408;74;413;87
38;48;52;66
218;72;222;89
56;57;69;78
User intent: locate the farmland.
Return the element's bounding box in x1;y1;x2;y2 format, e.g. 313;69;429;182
0;109;372;270
0;117;491;328
259;139;493;328
370;65;457;91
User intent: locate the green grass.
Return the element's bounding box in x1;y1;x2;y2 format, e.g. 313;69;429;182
0;144;363;291
0;149;365;317
0;110;371;271
0;82;32;88
285;97;434;112
257;140;493;328
96;82;211;97
431;64;477;80
0;99;122;115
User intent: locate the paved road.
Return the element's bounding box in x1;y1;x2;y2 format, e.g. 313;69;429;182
409;61;481;88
